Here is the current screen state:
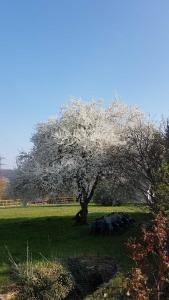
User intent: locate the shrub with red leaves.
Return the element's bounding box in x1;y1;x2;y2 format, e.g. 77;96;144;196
126;213;169;300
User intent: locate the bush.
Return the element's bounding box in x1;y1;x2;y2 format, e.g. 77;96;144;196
126;213;169;299
93;181;118;206
93;180;134;206
12;261;74;300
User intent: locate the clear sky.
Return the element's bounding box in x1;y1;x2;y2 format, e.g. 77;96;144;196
0;0;169;169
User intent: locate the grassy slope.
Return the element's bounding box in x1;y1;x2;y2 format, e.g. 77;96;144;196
0;204;149;287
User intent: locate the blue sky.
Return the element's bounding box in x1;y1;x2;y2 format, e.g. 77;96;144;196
0;0;169;169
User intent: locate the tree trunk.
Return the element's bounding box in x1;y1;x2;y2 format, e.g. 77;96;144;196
22;198;28;208
73;199;88;225
73;175;99;224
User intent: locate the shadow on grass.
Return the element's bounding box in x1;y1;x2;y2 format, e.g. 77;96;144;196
0;209;150;287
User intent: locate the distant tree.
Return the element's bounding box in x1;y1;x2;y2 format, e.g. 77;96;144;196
93;177;135;206
162;118;169;163
153;119;169;211
119;118;169;212
10;99;144;223
8;153;43;207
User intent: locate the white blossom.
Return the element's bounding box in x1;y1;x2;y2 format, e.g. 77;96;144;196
10;99;146;219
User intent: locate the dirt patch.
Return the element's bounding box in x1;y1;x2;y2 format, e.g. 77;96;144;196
67;255;118;299
0;256;118;300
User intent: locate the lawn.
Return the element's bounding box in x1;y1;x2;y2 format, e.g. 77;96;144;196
0;203;149;288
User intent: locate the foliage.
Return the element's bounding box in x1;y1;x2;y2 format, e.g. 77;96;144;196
93;180;115;205
150;121;169;211
90;213;135;235
126;268;150;300
152;161;169;211
119;122;163;208
126;213;169;299
12;259;74;300
8;155;42;206
93;179;134;205
120;118;169;213
163;118;169;163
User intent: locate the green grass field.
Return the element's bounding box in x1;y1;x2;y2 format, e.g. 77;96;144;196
0;204;149;288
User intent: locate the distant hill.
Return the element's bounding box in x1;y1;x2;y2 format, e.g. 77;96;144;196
0;169;14;179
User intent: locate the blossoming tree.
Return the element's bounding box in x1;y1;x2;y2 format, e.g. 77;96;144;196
11;99;143;223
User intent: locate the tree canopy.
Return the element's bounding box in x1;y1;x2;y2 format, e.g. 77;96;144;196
10;99;154;222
